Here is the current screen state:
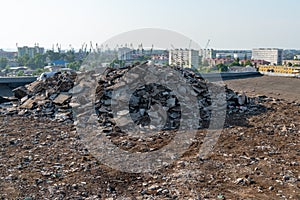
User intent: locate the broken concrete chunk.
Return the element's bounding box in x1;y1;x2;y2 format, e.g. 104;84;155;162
20;98;36;109
12;86;29;99
53;94;71;105
26;81;45;94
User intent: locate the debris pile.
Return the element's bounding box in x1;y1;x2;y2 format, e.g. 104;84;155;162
94;63;249;134
1;64;251;126
0;95;299;199
0;64;299;199
1;72;75;122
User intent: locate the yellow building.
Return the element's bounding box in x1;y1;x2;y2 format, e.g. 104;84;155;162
258;65;300;75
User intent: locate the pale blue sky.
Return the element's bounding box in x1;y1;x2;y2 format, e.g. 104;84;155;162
0;0;299;50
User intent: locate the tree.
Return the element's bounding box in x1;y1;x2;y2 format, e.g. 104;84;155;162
229;58;241;67
16;70;25;76
0;57;8;69
45;50;61;61
244;60;253;66
216;63;228;72
64;50;76;63
32;68;47;76
67;61;81;71
17;54;30;66
32;53;46;69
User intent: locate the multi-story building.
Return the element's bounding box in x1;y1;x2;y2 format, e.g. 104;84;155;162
117;47;133;61
215;50;252;60
169;49;199;68
199;49;216;61
0;49;17;59
294;55;300;60
282;59;300;66
17;45;44;58
251;48;283;65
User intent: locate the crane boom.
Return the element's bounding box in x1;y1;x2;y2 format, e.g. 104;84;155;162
205;39;210;49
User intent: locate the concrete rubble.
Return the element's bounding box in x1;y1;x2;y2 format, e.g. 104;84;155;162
0;72;76;122
1;63;249;124
94;64;246;133
0;63;299;199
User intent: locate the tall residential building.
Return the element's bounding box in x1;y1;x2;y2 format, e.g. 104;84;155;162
18;45;44;58
169;49;199;68
117;47;133;61
199;49;216;60
251;48;283;65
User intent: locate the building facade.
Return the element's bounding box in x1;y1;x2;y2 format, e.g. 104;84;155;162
17;46;44;58
0;49;17;59
117;47;133;61
215;51;251;60
169;49;199;68
251;48;283;65
294;55;300;60
199;49;216;61
282;59;300;66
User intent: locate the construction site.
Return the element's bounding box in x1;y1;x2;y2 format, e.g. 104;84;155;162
0;63;299;200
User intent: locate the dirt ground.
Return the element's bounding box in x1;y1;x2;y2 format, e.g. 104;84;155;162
0;75;299;199
224;75;300;102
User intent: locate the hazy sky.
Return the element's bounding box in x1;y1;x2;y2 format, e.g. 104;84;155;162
0;0;299;50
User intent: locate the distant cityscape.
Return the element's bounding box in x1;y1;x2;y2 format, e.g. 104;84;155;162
0;44;300;77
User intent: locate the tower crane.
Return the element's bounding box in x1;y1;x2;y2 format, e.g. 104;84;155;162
205;39;210;49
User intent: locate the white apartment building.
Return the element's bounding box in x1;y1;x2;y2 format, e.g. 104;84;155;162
169;49;199;68
251;48;283;65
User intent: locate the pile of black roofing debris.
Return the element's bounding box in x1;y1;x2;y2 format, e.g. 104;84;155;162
93;63;250;135
1;63;250;125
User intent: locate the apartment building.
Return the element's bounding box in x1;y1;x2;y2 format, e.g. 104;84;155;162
18;45;44;58
251;48;283;65
169;49;199;68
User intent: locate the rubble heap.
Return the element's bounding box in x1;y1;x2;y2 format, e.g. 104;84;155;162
94;63;249;136
1;63;249;126
2;72;76;122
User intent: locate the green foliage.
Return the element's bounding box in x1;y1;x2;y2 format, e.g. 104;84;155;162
17;54;30;66
67;61;81;71
32;68;47;76
16;50;87;71
229;59;241;67
45;50;61;61
0;57;8;69
31;53;46;69
216;63;228;72
45;50;77;63
110;59;125;67
64;51;76;63
17;53;46;69
244;60;253;66
16;70;25;76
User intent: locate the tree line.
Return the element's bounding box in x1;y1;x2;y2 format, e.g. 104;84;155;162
0;50;88;71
